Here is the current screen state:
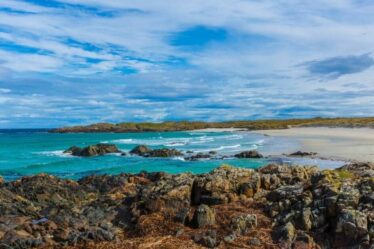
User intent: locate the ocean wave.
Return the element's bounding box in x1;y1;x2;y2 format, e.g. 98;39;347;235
34;150;73;158
218;134;243;140
164;142;187;147
171;156;186;161
197;144;241;152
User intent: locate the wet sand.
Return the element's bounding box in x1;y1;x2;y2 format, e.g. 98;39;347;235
255;127;374;162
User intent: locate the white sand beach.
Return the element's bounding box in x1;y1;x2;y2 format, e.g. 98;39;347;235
255;127;374;162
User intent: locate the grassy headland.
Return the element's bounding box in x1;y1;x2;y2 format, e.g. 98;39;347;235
52;117;374;133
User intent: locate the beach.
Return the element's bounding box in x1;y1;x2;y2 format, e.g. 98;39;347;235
255;127;374;162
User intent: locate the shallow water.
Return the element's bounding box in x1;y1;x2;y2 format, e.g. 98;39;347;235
0;129;345;181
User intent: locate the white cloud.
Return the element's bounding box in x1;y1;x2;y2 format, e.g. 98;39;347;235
0;0;374;127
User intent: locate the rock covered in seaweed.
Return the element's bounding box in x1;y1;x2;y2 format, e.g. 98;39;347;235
63;144;120;157
234;150;263;158
129;145;183;157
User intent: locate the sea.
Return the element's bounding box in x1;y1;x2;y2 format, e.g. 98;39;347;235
0;129;346;181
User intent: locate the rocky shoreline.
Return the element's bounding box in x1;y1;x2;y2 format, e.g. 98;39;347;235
0;161;373;248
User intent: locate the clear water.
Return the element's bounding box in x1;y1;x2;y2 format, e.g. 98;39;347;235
0;129;345;181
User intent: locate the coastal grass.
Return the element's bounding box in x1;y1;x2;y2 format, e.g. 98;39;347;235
52;117;374;133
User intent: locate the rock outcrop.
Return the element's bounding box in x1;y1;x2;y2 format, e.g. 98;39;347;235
130;145;183;157
234;150;263;158
64;144;120;157
288;151;317;157
0;162;373;248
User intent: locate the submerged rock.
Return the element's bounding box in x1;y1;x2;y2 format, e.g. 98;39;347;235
63;144;120;157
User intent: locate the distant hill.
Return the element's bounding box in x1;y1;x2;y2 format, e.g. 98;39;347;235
51;117;374;133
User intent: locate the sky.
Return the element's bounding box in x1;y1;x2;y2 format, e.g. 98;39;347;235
0;0;374;128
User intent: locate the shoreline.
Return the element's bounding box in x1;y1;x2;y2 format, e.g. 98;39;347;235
254;127;374;162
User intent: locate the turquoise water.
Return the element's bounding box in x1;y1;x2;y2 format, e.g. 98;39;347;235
0;129;345;181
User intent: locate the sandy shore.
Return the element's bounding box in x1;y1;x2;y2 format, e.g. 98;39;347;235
255;127;374;162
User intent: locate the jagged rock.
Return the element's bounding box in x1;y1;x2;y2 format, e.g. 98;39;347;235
130;145;183;157
129;145;152;156
191;204;216;228
234;150;263;158
336;209;368;240
273;222;295;244
230;214;257;235
64;144;120;157
148;148;183;157
191;165;254;205
0;229;43;249
63;146;82;156
0;163;373;248
193;230;217;248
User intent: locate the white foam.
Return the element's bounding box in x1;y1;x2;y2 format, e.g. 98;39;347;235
171;156;186;161
34;150;73;158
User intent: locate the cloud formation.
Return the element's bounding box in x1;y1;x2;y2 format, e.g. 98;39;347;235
303;54;374;79
0;0;374;127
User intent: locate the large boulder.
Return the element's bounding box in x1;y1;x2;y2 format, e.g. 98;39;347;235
191;165;254;205
234;150;263;158
64;144;120;157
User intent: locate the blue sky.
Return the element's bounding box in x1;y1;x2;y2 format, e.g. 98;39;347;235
0;0;374;128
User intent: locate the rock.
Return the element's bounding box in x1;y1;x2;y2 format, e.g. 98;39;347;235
288;151;317;157
191;204;216;228
191;165;254;205
193;230;217;248
234;150;263;158
185;152;211;161
0;177;3;186
223;233;236;243
130;145;183;157
64;144;120;157
230;214;257;235
273;222;295;244
129;145;152;156
336;209;368;240
0;230;43;249
0;163;373;248
63;146;82;155
248;237;262;246
148;148;183;157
